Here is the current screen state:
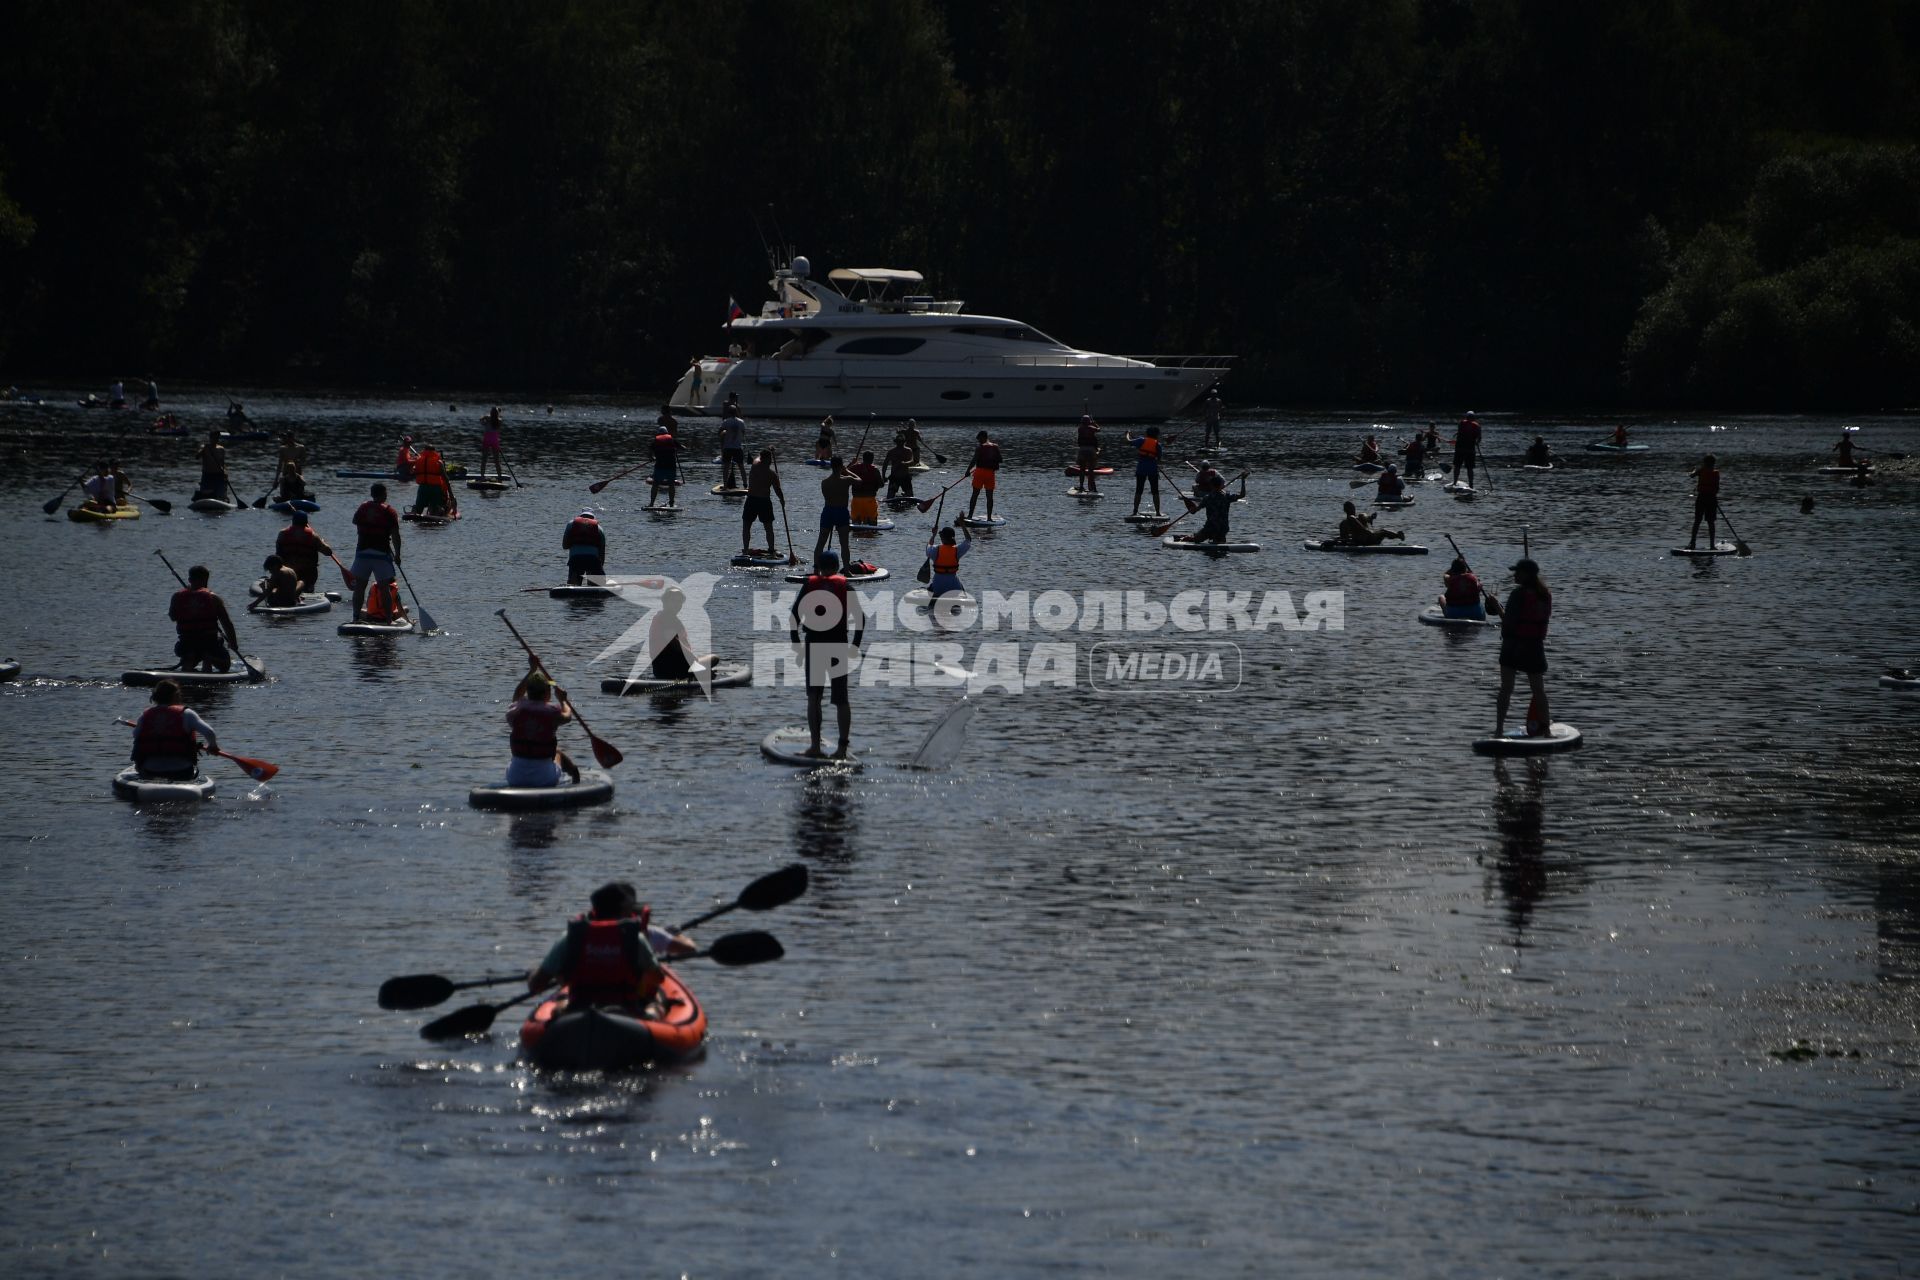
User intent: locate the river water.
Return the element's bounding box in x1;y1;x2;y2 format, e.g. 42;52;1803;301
1;392;1915;1277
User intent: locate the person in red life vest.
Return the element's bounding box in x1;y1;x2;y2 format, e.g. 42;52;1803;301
129;679;217;779
1494;557;1553;737
1075;415;1102;492
647;419;682;508
1439;556;1497;620
562;509;606;585
350;483;404;622
1611;424;1630;447
395;435;419;482
1454;411;1483;486
788;550;865;759
1123;426;1163;516
409;442;457;516
526;881;696;1012
169;564;241;672
251;555;303;610
274;510;332;593
1357;434;1381;464
848;450;884;528
925;525;971;598
1375;463;1407;501
1402;432;1428;476
504;667;580;787
1686;453;1722;550
966;430;1003;521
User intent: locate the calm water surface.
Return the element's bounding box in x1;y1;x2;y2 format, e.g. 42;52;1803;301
1;392;1916;1276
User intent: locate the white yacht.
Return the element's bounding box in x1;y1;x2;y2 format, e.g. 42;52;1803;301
665;255;1230;421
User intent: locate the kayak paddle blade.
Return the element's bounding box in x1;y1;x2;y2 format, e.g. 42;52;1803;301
420;1001;503;1039
739;864;808;912
379;974;456;1010
704;930;784;966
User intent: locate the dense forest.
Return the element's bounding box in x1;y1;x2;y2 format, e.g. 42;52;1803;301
1;0;1916;408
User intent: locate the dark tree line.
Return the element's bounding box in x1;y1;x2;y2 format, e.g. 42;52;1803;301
1;0;1915;408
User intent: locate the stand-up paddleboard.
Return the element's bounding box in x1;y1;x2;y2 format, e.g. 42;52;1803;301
468;772;614;811
1065;465;1115;476
1068;488;1104;499
1586;441;1649;452
1670;542;1739;557
1472;722;1583;756
1162;536;1259;552
711;484;750;497
1303;540;1429;555
803;458;831;468
1376;497;1415;508
902;588;975;607
956;513;1007;527
466;477;512;492
338;618;415;635
548;584;615;598
403;511;459;525
123;665;264;686
1819;466;1869;475
1123;512;1168;524
760;726;860;768
908;461;932;473
1444;481;1475;495
0;659;19;681
220;430;271;442
1880;669;1919;690
600;663;752;695
1418;606;1494;629
1522;463;1554;471
189;497;237;513
784;565;889;583
850;519;895;532
268;499;321;514
336;469;404;479
885;495;922;509
644;504;682;515
254;595;334;616
730;552;791;568
67;504;140;522
1353;461;1385;472
112;767;216;802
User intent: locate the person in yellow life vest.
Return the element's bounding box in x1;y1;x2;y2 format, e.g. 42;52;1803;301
129;679;217;780
409;442;457;516
848;450;883;526
925;526;971;598
526;882;696;1012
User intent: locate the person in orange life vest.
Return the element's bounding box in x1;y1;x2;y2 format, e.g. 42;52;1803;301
1124;426;1163;516
1357;434;1381;464
1075;415;1102;491
1494;558;1553;737
788;550;865;759
409;442;456;515
1376;463;1407;501
1686;453;1722;550
1453;412;1482;486
849;450;884;527
647;585;719;681
966;431;1003;520
252;555;303;610
925;525;971;598
395;435;419;481
647;419;682;508
527;882;696;1011
275;510;332;593
1439;556;1494;620
562;510;606;584
170;564;241;672
505;666;580;788
350;483;404;621
129;679;217;780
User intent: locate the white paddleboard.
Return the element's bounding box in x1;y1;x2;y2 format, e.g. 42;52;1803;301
255;596;333;615
1122;512;1168;524
1375;497;1415;508
1162;536;1259;552
760;726;860;768
710;484;750;497
849;520;895;532
783;566;889;583
730;553;789;568
1472;722;1583;756
1879;671;1919;690
956;514;1007;527
1670;543;1739;557
112;767;216;802
338;619;415;635
600;663;752;695
122;665;264;686
1418;606;1494;628
1068;488;1104;499
1302;540;1429;555
1522;463;1554;471
189;497;237;513
468;772;615;811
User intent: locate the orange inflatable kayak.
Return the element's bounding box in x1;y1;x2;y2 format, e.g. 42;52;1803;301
518;967;707;1070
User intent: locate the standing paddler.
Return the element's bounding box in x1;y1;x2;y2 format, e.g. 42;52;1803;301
1494;557;1552;737
350;483;405;622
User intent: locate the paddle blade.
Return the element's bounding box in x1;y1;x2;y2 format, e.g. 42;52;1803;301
739;863;809;912
704;930;784;966
43;494;64;514
145;496;173;513
414;608;438;635
336;563;356;590
421;1001;505;1039
219;750;278;782
588;734;624;769
241;656;266;682
380;974;456;1010
588;479;610;493
908;698;977;771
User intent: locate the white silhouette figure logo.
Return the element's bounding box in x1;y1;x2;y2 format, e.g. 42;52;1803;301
590;573;722;696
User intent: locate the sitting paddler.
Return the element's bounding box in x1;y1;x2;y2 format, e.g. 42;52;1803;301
79;459;119;513
253;555;303;610
1336;499;1404;545
129;679;217;779
170;564;241;672
1357;434;1381;464
926;526;971;597
1524;436;1553;465
1376;463;1407;501
1173;470;1240;545
277;458;312;504
1423;422;1443;457
1611;424;1631;447
849;451;884;527
275;510;332;593
350;483;404;622
1439;557;1494;620
505;664;580;787
1401;432;1427;475
562;509;606;584
646;585;719;681
1832;431;1863;468
409;441;456;516
195;429;229;501
526;882;696;1012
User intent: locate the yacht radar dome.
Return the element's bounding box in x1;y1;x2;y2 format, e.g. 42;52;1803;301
790;255;810;278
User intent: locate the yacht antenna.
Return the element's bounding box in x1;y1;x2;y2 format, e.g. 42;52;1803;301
752;207;775;273
768;205;791;266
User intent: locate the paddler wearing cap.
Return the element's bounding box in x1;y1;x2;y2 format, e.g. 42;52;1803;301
1494;557;1552;737
561;509;606;584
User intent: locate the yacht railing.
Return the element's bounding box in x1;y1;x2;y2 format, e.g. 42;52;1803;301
962;353;1236;369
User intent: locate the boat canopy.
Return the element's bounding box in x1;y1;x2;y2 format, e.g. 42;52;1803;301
827;268;925;290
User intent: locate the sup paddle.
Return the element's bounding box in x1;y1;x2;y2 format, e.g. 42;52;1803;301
1441;533;1502;616
502;450;522;488
329;552;356;591
153;550;265;681
125;491;173;514
1717;503;1752;556
915;474;967;514
1150;469;1247;537
43;472;88;515
917;489;947;583
393;560;438;635
495;609;622;768
769;455;799;565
